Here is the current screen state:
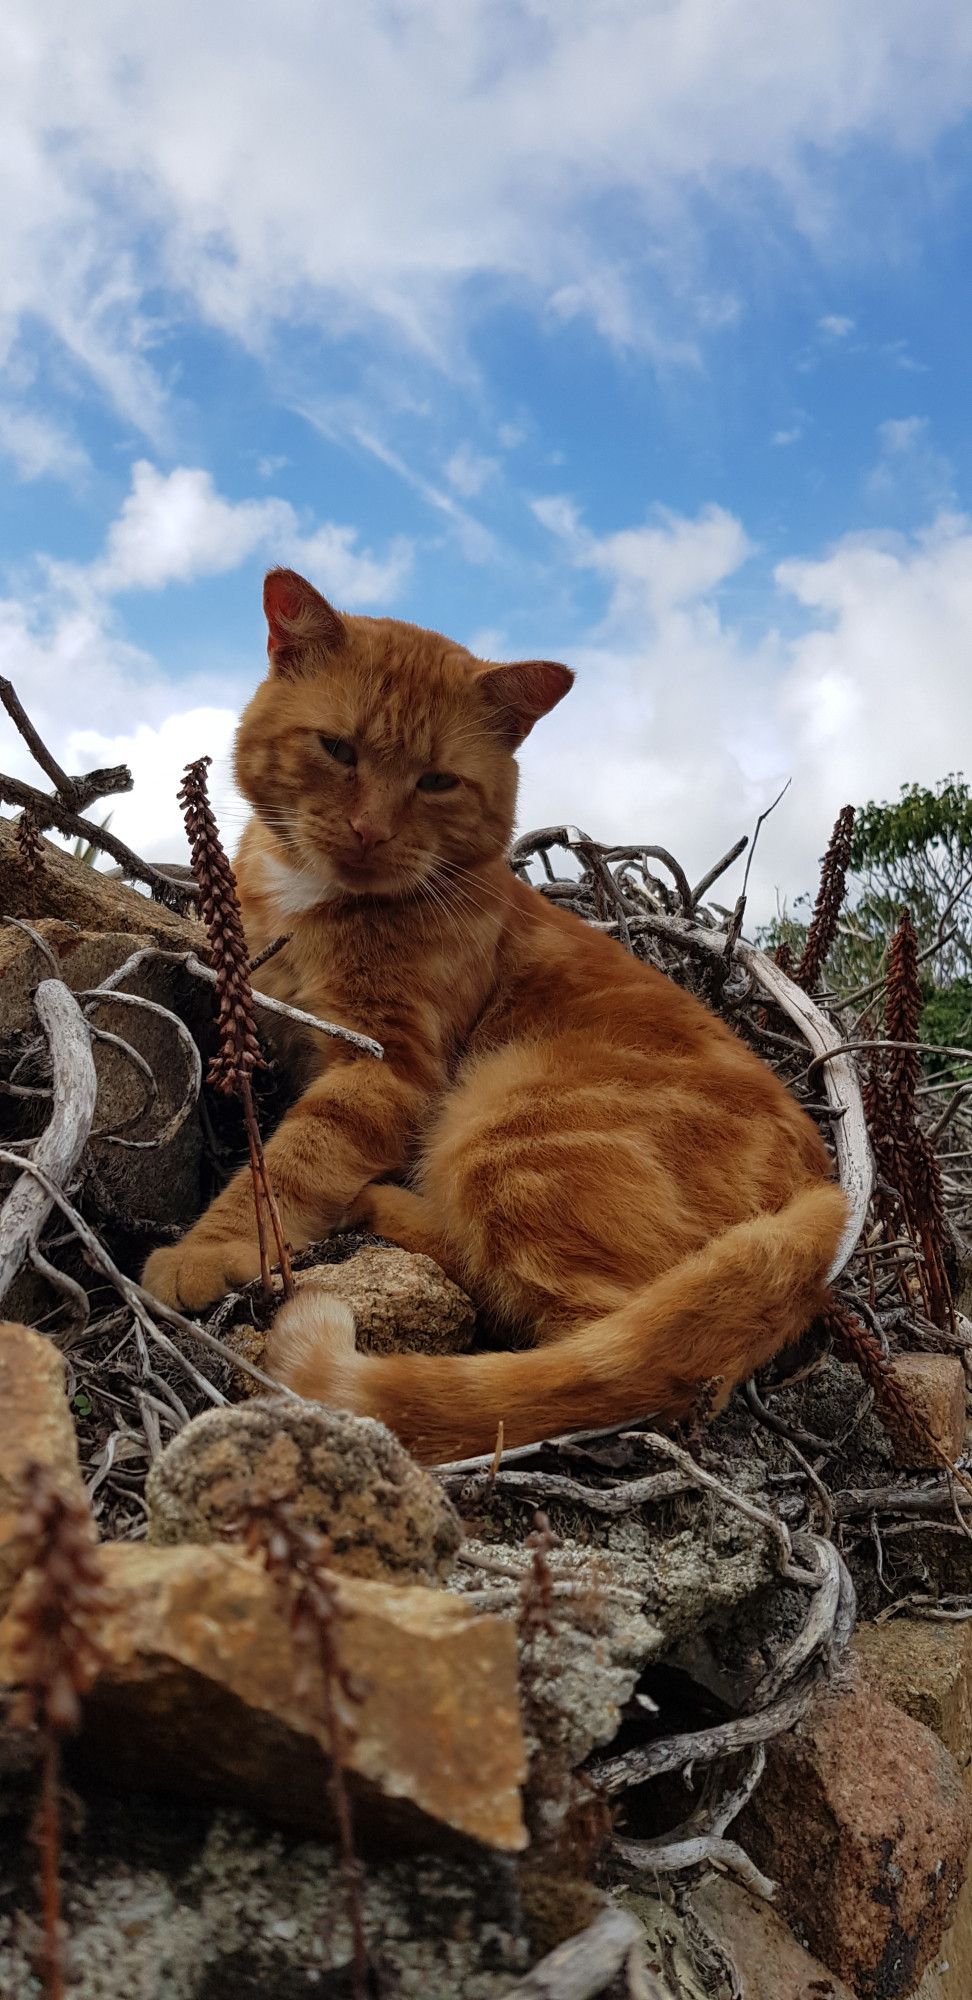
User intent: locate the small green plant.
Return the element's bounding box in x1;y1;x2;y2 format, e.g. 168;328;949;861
72;813;112;867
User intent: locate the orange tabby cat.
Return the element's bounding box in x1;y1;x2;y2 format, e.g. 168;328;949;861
143;568;848;1464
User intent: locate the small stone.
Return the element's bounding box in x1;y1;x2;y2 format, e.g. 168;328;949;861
0;1322;84;1615
292;1245;476;1357
854;1619;972;1771
0;1543;527;1853
145;1397;462;1585
738;1665;972;1998
883;1353;966;1469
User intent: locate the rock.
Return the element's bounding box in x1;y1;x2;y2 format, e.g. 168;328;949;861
145;1398;462;1585
911;1862;972;1997
690;1877;856;2000
292;1244;476;1356
0;1321;84;1615
854;1619;972;1773
883;1354;966;1470
454;1536;660;1780
0;1797;533;1998
0;817;200;946
0;919;211;1250
0;1542;528;1853
737;1665;972;1999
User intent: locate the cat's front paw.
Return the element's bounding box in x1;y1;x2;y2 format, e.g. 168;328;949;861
142;1237;264;1311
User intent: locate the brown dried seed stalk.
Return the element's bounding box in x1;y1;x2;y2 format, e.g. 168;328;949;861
178;756;294;1301
826;1302;972;1498
795;804;855;992
16;806;43;916
234;1503;369;2000
11;1464;113;2000
863;910;953;1329
519;1509;560;1650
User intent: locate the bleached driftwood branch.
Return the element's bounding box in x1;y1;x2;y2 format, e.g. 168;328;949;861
0;980;97;1302
500;1907;649;2000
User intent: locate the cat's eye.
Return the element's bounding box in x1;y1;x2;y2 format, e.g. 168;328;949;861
320;735;356;767
417;770;459;793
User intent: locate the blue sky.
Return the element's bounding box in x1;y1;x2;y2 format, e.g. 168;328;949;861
4;0;972;919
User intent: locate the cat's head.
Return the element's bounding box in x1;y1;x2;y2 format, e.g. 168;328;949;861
234;568;573;901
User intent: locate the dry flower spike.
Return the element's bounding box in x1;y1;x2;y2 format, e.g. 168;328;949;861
795;803;855;993
10;1463;113;2000
178;755;294;1302
231;1500;370;2000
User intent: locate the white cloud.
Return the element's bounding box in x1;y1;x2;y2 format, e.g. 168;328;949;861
93;462;293;594
83;459;411;604
817;313;856;337
772;426;803;447
533;496;754;618
524;499;972;923
443;444;499;499
0;405;89;484
67;710;244;865
865;415;954;512
4;2;972;416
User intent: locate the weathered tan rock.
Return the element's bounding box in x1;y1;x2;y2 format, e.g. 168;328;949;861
292;1245;476;1357
854;1619;972;1772
0;1542;527;1852
0;1321;84;1615
883;1354;966;1469
145;1398;462;1584
738;1667;972;1999
0;817;200;946
691;1877;855;2000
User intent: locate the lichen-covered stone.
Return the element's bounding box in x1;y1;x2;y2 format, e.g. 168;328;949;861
0;1801;532;1998
145;1398;462;1585
0;1321;84;1615
0;1542;528;1853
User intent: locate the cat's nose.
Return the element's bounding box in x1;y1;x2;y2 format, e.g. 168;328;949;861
348;819;382;854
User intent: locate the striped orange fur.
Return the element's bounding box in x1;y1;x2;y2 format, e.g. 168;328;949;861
143;568;847;1463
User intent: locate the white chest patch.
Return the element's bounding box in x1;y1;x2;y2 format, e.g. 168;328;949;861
259;850;338;917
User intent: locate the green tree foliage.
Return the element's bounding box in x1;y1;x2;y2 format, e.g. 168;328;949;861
850;776;972;985
760;779;972;1071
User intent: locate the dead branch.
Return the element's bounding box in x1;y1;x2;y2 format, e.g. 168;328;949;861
591;1682;815;1798
613;1833;776;1903
446;1467;694;1514
95;945;384;1058
0;1151;288;1403
0;982;97;1303
0;675;132;815
499;1907;646;2000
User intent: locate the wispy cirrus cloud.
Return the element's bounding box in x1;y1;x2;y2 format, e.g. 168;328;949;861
5;0;972;428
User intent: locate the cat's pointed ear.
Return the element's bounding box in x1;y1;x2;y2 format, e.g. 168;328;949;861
477;658;574;746
263;568;346;675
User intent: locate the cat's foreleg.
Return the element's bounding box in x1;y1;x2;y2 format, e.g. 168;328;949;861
142;1060;434;1310
346;1183;467;1286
